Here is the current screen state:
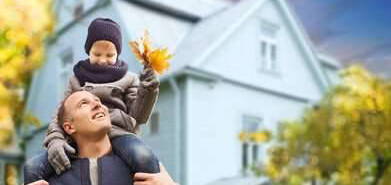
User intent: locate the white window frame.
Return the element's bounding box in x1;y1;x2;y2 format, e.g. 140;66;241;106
241;115;263;174
59;47;74;98
258;19;280;73
259;37;278;71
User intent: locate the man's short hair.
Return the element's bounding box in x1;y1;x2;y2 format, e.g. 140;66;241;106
57;92;78;127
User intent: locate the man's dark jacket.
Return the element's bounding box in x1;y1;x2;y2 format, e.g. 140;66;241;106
24;152;133;185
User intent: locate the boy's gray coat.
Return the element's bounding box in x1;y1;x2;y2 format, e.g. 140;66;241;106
44;72;158;146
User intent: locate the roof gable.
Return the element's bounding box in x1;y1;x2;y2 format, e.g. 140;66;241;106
165;0;266;76
165;0;331;93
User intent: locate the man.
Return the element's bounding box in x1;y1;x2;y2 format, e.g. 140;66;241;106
25;91;177;185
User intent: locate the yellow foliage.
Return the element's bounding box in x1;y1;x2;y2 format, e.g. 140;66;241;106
147;48;172;74
5;164;18;185
238;130;270;143
0;111;14;148
0;0;54;147
129;30;172;74
238;131;250;142
264;65;391;184
251;130;271;143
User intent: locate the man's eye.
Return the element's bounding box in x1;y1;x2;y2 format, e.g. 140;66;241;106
95;53;101;57
80;101;88;107
107;54;114;57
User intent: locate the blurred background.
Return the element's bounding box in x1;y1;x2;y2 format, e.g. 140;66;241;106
0;0;390;185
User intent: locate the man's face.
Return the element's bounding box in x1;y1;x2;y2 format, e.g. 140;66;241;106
88;40;118;66
63;91;111;139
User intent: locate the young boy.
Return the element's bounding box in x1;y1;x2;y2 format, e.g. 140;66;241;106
24;18;161;183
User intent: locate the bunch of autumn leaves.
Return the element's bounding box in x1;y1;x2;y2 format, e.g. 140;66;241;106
129;31;172;74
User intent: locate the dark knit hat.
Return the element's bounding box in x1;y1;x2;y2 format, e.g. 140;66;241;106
84;18;122;55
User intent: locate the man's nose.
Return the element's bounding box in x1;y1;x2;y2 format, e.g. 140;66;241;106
91;100;102;110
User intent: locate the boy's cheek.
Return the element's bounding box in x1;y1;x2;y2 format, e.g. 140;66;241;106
109;59;116;65
89;56;96;63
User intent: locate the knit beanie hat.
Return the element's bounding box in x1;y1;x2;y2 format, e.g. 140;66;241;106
84;18;122;55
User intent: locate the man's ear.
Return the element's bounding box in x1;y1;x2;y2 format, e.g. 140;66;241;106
63;120;76;135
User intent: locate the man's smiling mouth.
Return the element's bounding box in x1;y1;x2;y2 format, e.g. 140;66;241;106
92;112;106;120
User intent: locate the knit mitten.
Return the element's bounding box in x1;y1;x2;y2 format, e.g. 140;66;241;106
47;138;76;174
140;65;160;92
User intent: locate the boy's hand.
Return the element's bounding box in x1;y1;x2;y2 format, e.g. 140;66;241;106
126;87;138;102
140;65;159;91
47;139;76;174
133;163;178;185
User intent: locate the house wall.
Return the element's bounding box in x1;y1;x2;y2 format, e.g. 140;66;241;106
183;1;328;185
185;76;310;185
139;78;187;183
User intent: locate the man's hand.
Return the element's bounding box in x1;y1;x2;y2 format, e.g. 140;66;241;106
27;180;49;185
133;163;177;185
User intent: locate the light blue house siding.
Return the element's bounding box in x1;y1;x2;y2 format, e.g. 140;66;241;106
172;1;330;184
139;78;186;182
20;0;342;185
186;76;310;185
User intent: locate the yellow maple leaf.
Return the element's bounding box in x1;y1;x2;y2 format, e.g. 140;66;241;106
147;48;172;74
238;131;250;142
142;30;152;55
129;30;172;74
129;41;143;62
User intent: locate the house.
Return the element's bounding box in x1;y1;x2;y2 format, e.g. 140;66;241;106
2;0;341;184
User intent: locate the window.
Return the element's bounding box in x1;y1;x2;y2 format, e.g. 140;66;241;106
242;115;261;132
260;41;267;62
242;142;249;170
60;48;73;68
149;112;159;135
252;144;258;162
241;115;263;173
271;44;277;64
259;19;279;72
260;40;278;71
73;3;84;19
59;47;73;97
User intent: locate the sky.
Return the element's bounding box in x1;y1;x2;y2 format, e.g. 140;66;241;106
286;0;391;78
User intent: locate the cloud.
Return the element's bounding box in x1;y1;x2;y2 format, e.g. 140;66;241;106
288;0;358;45
287;0;391;77
359;56;391;78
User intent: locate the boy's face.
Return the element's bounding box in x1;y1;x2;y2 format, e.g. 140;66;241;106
89;40;118;66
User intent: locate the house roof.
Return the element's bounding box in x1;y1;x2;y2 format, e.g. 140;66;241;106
160;0;332;91
121;0;231;22
119;0;336;90
317;51;342;69
163;0;266;77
